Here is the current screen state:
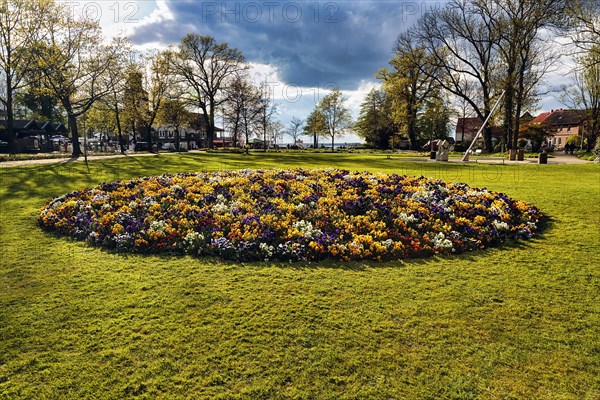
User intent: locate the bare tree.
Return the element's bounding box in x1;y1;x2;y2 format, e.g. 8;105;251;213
417;0;502;152
268;120;285;147
171;34;246;149
222;74;261;148
569;0;600;53
286;116;304;145
318;88;353;152
255;82;277;151
480;0;566;152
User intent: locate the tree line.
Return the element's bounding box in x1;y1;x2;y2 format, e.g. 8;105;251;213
0;0;315;155
354;0;600;153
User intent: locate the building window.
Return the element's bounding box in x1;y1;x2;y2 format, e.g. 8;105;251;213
567;126;571;132
558;138;562;145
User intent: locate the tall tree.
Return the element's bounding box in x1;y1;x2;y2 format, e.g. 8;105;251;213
255;83;277;151
454;80;477;144
286;116;304;145
268;120;285;147
569;0;600;52
378;32;438;149
222;74;261;148
417;0;501;152
156;97;193;152
121;66;144;144
318;88;353;152
34;3;117;156
417;90;452;144
355;88;397;149
482;0;566;152
303;108;327;148
562;47;600;151
98;37;133;153
172;34;246;149
0;0;45;153
133;51;173;151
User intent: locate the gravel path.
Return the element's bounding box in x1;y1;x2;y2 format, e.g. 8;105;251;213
0;150;593;168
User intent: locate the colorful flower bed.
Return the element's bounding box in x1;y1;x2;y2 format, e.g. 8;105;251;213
38;169;544;262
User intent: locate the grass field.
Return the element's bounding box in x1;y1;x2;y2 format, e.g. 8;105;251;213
1;152;599;399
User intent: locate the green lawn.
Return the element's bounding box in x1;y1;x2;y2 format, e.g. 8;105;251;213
1;153;599;399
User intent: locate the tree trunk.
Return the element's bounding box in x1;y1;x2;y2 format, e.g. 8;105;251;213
146;125;153;152
114;105;125;154
67;114;82;157
206;107;215;149
504;83;514;151
483;126;493;153
5;80;18;154
331;134;335;152
407;111;417;150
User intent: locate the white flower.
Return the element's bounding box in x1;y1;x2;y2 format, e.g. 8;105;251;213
212;203;228;213
150;220;167;232
399;212;417;223
432;232;453;250
492;220;510;231
411;190;434;201
293;220;322;239
259;242;275;260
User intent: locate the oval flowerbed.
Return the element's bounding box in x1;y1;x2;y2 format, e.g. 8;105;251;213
38;169;544;262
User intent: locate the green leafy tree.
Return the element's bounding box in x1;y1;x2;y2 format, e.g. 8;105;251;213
33;2;117;156
303;108;327;148
355;88;397;149
519;121;552;152
0;0;46;152
378;32;438;150
417;91;452;145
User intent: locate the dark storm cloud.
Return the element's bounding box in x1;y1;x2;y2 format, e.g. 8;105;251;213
130;1;437;89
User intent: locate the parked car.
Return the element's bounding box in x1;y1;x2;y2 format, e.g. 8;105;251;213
21;136;41;153
161;142;176;151
0;140;8;153
134;142;149;152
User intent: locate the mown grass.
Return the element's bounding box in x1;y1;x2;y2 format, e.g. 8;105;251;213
0;152;599;399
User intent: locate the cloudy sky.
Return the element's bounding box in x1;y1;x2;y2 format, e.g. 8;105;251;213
69;0;567;143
